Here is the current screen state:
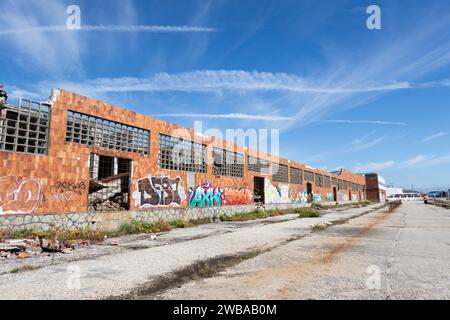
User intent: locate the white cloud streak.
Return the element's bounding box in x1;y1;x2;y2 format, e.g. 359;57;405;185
0;25;218;35
420;131;448;143
46;70;450;96
152;113;290;121
318;120;407;126
354;153;450;172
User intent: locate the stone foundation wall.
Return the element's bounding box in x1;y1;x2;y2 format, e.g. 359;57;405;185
0;200;359;233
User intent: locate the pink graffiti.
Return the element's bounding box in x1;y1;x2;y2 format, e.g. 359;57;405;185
0;175;42;214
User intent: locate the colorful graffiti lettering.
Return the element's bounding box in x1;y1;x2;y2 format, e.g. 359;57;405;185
223;188;252;206
338;193;348;202
134;175;186;207
264;180;291;204
0;175;41;214
326;193;334;202
290;187;308;204
313;193;323;203
189;181;224;207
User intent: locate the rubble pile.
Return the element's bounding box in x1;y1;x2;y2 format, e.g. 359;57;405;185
0;238;90;260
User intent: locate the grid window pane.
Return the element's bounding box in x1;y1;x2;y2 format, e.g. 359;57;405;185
159;134;207;173
315;174;324;187
247;156;270;174
65;111;149;155
213;148;244;177
324;176;331;188
272;163;289;183
304;170;315;182
0;99;50;155
290;167;303;184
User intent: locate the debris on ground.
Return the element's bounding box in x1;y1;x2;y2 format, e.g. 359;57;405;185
0;238;92;260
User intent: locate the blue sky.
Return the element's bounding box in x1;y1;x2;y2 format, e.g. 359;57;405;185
1;0;449;190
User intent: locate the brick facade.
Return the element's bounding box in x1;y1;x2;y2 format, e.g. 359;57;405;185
0;89;366;216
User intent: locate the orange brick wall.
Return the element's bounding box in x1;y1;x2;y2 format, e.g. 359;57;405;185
0;89;366;216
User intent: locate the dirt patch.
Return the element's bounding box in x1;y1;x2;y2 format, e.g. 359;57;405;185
319;207;397;264
112;249;265;300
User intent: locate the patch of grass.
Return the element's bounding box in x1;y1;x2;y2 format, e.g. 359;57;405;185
220;208;285;222
115;219;193;236
9;265;37;274
332;219;348;225
294;207;320;218
311;224;327;232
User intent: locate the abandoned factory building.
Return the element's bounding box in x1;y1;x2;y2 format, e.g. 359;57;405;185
0;89;366;216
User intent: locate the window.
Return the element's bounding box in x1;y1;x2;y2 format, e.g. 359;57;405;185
213;148;244;177
332;177;338;186
272;163;289;183
315;174;323;187
342;180;349;190
247;156;270;174
324;176;331;188
0;99;50;155
159;134;207;173
66;111;149;155
290;167;303;184
304;170;315;182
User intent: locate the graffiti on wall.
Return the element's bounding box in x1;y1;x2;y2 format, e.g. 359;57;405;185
189;181;224;207
326;193;334;202
0;175;41;214
264;180;291;204
55;181;86;201
338;193;348;202
134;175;187;207
313;193;323;203
290;186;308;204
352;194;359;201
223;188;252;206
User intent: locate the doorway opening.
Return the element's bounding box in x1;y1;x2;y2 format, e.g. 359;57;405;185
307;182;313;203
333;187;337;202
88;154;132;212
348;190;352;201
253;176;265;204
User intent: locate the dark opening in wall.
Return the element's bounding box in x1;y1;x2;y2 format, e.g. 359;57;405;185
88;154;132;212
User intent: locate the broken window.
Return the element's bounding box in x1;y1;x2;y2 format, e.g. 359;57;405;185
213;148;244;177
272;163;289;183
248;156;270;174
66;111;149;155
88;154;132;212
0;99;50;155
158;134;207;173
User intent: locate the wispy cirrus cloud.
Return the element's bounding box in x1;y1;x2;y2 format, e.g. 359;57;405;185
152;113;290;121
47;70;448;95
354;153;450;172
354;160;397;172
420;131;448;143
0;25;218;35
318;120;407;126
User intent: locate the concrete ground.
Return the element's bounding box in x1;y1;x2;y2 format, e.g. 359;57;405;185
159;202;450;300
0;203;384;299
1;202;448;300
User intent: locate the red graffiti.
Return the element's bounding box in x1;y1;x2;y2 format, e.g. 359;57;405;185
223;188;252;205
